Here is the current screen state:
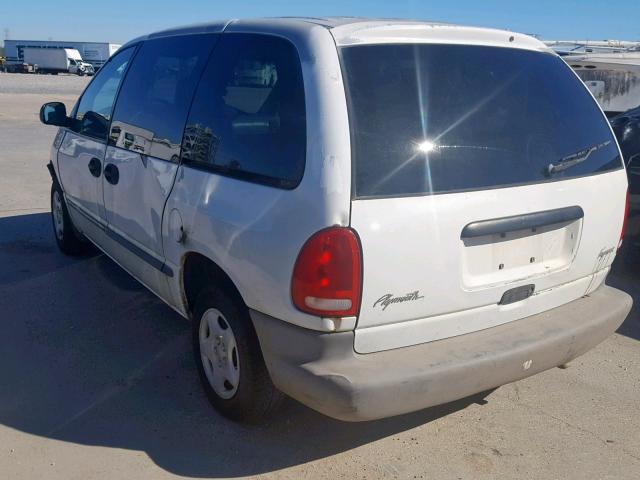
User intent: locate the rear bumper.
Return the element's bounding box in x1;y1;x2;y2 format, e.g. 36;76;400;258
251;285;631;422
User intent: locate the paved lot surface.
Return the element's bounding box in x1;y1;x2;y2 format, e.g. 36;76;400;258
1;73;639;479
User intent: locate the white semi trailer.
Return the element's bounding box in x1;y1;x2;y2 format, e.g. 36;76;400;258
21;48;94;75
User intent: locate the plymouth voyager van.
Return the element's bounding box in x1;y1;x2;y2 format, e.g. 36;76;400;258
40;18;632;422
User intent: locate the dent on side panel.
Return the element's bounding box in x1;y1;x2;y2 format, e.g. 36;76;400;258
162;25;353;331
103;146;178;256
57;131;107;222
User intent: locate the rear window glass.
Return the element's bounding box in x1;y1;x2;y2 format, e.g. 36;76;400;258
341;44;622;198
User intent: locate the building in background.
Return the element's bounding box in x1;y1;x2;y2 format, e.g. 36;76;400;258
3;40;121;70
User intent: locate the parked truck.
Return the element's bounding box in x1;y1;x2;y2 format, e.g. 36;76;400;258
17;48;94;75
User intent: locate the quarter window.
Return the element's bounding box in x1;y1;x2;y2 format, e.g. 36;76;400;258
109;35;217;162
181;34;306;189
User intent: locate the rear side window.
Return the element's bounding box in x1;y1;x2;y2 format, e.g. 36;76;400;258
181;33;306;189
341;44;622;198
109;35;217;162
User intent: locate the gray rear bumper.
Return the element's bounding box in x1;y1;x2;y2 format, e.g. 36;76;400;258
251;285;632;422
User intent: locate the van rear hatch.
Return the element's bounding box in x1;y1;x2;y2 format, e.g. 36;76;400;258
341;43;627;353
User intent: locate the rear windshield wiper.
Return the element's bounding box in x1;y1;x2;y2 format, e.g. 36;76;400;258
546;140;612;175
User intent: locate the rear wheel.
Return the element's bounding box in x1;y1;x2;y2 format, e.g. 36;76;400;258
192;287;282;423
51;183;85;256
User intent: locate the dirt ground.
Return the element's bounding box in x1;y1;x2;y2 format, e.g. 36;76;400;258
1;72;639;480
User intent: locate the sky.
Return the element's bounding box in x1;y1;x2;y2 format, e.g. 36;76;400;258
1;0;639;45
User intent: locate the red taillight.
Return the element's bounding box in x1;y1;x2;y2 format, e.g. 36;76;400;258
619;189;629;250
291;227;362;317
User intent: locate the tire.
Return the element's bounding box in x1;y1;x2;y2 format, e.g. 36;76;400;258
51;183;85;256
192;287;282;423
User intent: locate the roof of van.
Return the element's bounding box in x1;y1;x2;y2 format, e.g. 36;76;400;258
123;17;550;53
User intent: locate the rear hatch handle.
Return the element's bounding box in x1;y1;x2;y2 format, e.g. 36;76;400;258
461;206;584;239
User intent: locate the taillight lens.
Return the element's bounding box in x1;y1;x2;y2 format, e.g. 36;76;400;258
619;189;629;250
291;227;362;317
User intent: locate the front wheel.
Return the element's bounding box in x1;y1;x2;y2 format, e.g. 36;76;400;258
192;287;282;423
51;183;85;256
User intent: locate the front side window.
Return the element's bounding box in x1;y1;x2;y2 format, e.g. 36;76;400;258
342;44;622;198
108;35;217;162
181;33;306;189
74;47;135;140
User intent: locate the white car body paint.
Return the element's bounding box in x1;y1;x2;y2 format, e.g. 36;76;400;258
162;20;354;331
330;21;552;52
351;171;626;353
50;17;628;356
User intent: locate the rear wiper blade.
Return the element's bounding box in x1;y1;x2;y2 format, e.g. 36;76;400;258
546;140;612;175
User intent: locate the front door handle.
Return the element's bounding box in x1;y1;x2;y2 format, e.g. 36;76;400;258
104;163;119;185
88;157;102;177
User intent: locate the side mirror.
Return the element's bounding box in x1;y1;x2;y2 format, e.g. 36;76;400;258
40;102;69;127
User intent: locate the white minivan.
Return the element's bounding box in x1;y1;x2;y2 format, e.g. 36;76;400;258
40;18;632;422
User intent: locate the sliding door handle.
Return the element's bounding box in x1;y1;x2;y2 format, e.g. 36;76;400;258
103;163;119;185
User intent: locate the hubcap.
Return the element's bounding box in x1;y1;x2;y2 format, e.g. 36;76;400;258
52;191;64;240
199;308;240;399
